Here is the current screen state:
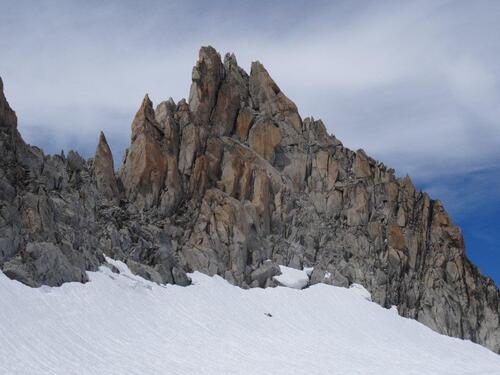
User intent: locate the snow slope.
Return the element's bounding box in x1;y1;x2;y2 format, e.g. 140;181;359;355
1;259;499;375
273;265;310;289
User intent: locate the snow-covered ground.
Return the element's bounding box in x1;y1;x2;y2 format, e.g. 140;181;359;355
273;265;310;289
1;259;499;375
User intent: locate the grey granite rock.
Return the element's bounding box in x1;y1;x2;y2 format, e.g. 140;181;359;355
3;242;88;287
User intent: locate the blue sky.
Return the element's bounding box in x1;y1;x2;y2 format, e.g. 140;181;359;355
1;0;499;283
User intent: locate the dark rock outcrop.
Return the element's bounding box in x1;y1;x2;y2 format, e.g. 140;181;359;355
0;48;498;353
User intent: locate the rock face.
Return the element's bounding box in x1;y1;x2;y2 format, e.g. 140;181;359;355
94;132;118;201
0;48;498;353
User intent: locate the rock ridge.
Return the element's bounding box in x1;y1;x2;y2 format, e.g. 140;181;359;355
0;47;498;353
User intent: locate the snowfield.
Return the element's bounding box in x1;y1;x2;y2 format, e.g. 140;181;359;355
1;259;499;375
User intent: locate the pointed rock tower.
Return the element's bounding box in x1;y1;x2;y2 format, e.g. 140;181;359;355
94;131;118;201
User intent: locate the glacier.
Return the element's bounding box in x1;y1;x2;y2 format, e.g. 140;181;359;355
0;259;499;375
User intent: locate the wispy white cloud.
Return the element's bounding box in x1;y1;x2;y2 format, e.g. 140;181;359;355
1;0;499;185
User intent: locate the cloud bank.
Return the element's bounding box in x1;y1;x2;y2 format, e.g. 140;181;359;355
2;1;499;182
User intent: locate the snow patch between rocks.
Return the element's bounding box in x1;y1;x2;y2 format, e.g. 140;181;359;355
0;259;499;375
273;265;311;289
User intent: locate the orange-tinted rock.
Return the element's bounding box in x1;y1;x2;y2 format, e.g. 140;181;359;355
248;117;281;162
234;107;254;142
178;123;201;176
121;95;169;209
210;53;249;136
249;62;302;133
220;148;254;201
353;149;371;178
388;224;405;251
190;155;209;200
94;132;118;201
252;169;271;234
309;150;338;192
155;99;179;154
189;46;224;126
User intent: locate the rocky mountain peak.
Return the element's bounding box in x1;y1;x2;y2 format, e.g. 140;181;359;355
130;94;158;141
249;61;302;133
0;77;27;192
0;77;20;137
224;52;238;68
94;131;118;201
0;47;498;353
189;46;224;126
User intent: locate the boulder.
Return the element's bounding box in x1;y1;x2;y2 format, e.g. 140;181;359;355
3;242;88;287
251;261;281;288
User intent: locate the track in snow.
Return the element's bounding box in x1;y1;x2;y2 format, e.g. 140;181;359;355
1;259;499;375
